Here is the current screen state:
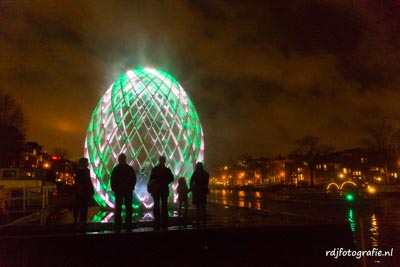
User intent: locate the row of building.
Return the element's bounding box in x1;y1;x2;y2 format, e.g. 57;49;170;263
210;148;400;188
12;142;75;185
10;142;400;190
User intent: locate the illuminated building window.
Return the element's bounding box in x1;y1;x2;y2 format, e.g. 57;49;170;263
361;157;367;164
315;164;327;171
238;160;246;167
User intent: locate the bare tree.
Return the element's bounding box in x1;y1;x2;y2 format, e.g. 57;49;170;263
365;121;397;184
0;90;27;167
293;135;333;186
0;90;26;133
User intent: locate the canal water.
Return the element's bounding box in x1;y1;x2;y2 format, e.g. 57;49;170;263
208;189;400;266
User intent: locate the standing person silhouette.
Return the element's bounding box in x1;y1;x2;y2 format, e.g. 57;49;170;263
148;156;174;230
73;157;94;232
177;177;189;220
110;153;137;232
190;162;210;225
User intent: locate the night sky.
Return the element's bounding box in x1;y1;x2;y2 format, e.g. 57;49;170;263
1;1;400;168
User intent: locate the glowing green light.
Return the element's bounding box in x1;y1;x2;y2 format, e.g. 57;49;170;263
85;68;205;209
345;193;355;202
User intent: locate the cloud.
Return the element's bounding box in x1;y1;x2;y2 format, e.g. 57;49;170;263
1;0;400;167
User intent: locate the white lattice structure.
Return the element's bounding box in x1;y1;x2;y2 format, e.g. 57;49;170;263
84;68;204;209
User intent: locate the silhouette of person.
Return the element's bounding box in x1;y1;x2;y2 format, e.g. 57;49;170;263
177;177;189;219
73;157;94;231
149;156;174;229
190;162;209;225
110;153;137;232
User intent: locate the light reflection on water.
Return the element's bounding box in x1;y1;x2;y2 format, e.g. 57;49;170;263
371;214;379;248
209;189;399;266
348;209;356;234
91;211;155;223
217;190;263;210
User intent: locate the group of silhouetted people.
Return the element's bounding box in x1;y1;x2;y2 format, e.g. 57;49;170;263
72;154;209;232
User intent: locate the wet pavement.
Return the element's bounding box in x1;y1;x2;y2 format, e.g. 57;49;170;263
0;203;356;266
0;201;338;235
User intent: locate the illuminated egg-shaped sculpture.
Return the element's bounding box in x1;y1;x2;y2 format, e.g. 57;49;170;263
84;68;204;209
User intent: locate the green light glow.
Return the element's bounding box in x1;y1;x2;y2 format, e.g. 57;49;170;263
85;68;204;209
345;193;355;202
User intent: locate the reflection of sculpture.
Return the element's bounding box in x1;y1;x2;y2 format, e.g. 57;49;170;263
85;68;204;209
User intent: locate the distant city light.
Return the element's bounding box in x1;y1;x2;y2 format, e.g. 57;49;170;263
326;182;340;191
85;68;204;209
367;185;377;194
345;193;355;202
339;181;357;190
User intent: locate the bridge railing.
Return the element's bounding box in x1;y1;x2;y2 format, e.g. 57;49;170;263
0;184;57;214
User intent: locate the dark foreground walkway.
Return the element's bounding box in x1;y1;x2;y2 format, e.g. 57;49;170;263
0;224;355;267
0;204;356;267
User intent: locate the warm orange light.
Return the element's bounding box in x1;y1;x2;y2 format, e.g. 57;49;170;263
367;185;377;194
